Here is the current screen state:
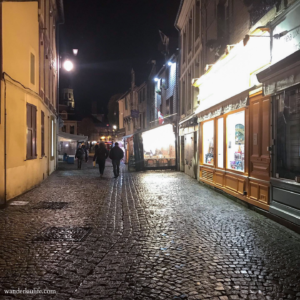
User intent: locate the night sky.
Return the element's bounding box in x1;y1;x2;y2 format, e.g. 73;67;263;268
59;0;181;116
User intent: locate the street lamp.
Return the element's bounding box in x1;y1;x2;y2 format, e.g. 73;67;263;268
113;125;117;130
63;60;74;72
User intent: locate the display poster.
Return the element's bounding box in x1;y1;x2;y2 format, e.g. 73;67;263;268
235;124;245;145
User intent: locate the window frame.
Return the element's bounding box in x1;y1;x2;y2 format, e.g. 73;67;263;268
202;119;215;167
41;110;45;157
216;115;225;170
225;108;246;174
199;107;247;176
50;116;55;160
26;103;37;160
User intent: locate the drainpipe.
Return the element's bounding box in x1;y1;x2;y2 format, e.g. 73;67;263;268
0;2;6;207
56;6;64;171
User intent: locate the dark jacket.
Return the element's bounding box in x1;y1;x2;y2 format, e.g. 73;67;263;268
75;147;87;160
93;147;109;162
109;146;124;161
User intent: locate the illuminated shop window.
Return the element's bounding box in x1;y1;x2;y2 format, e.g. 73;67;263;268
203;120;214;165
227;111;245;172
142;124;176;168
217;118;224;168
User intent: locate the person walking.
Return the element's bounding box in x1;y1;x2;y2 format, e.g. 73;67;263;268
81;143;88;162
109;142;124;178
93;142;109;177
94;141;100;153
75;144;85;169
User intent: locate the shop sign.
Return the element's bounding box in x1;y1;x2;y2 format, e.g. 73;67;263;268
272;2;300;64
195;34;270;114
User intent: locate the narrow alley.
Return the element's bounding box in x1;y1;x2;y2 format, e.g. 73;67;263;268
0;162;300;300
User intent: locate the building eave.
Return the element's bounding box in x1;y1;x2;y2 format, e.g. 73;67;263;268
175;0;193;31
174;0;184;30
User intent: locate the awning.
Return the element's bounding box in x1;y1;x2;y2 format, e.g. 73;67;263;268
256;49;300;95
122;134;133;140
58;132;88;142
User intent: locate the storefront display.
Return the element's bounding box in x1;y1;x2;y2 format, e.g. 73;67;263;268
217;118;224;168
226;111;245;172
142;124;176;168
203;120;214;165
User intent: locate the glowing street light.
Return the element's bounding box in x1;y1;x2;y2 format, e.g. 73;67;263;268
73;49;79;56
63;60;74;72
113;125;117;130
154;77;159;82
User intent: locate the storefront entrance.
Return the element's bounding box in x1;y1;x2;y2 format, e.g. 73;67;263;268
184;132;197;178
270;85;300;225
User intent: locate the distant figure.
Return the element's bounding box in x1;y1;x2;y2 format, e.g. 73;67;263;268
109;142;124;178
93;142;109;177
81;143;88;162
75;144;86;169
94;141;100;153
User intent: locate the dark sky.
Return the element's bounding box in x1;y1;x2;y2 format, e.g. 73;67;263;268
59;0;181;115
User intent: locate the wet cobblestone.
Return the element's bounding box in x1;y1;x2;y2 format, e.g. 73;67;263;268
0;160;300;299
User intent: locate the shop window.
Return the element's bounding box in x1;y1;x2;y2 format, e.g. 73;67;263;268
203;120;214;165
227;111;245;172
275;89;300;180
217;118;224;168
70;126;75;134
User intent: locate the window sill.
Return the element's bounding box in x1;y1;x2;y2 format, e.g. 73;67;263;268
25;157;38;161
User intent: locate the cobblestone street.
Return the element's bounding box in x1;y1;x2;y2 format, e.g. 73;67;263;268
1;161;300;300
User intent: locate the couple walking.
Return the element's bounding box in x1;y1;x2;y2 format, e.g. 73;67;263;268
93;142;124;178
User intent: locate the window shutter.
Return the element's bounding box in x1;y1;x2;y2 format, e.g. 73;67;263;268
41;111;45;156
26;104;37;159
26;104;32;159
30;53;35;85
33;106;37;157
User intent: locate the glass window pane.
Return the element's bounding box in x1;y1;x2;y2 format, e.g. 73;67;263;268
276;89;300;179
218;118;224;168
203;120;214;165
227;111;245;172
